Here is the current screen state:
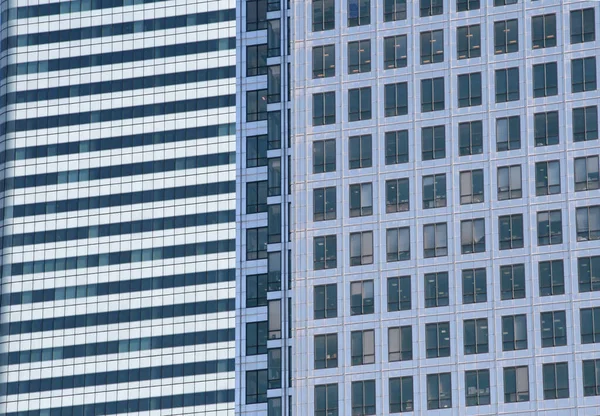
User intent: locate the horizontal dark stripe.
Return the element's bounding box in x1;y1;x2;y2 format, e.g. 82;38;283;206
1;152;234;191
2;9;235;49
2;328;235;366
3;180;235;219
5;389;235;416
1;66;235;108
3;359;234;396
2;210;235;249
3;239;235;277
0;122;234;162
2;298;235;335
2;94;235;134
1;37;235;78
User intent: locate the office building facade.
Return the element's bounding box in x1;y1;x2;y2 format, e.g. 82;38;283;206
0;0;236;414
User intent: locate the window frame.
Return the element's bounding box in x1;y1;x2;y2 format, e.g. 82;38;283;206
460;170;484;204
494;19;519;54
540;310;567;347
498;214;524;249
384;34;408;69
462;268;487;304
575;156;600;191
503;366;530;403
385;178;410;213
537;209;563;246
423;222;448;258
350;280;374;315
425;321;451;358
500;263;526;300
457;72;482;107
532;13;557;49
502;314;528;351
421;77;445;112
387;275;411;312
425;272;449;308
457;24;481;59
350;231;373;266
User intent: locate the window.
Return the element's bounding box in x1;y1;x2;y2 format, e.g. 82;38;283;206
541;310;567;347
314;284;337;319
494;19;518;54
312;44;335;78
420;0;442;17
267;348;281;389
502;314;527;351
423;174;446;208
420;30;444;64
315;384;338;416
268;299;281;339
421;77;445;112
384;82;408;117
504;366;529;403
348;0;370;27
532;14;557;49
348;40;371;74
543;363;569;400
427;373;452;410
538;210;563;246
464;318;488;355
424;223;448;258
460;170;484;204
314;235;337;270
499;214;524;250
422;126;446;161
572;57;597;93
425;272;449;308
501;264;525;300
387;276;411;312
267;0;279;11
539;260;565;296
314;333;338;369
495;68;520;102
268;397;281;416
582;307;600;343
494;0;517;5
534;111;559;146
385;227;410;262
247;0;267;31
496;115;521;151
348;87;372;121
386;178;410;213
384;0;407;22
349;134;372;169
458;73;482;107
246;321;268;355
583;360;600;396
385;130;409;165
388;326;412;362
267;204;281;243
426;322;450;358
457;121;483;156
313;0;335;32
573;106;598;142
350;280;374;315
577;205;600;241
247;44;268;76
576;156;599;191
351;380;376;416
533;62;558;97
247;227;268;260
246;370;268;404
535;160;561;196
463;268;487;304
350;183;373;217
313;92;335;126
571;8;595;44
579;255;600;293
247;89;268;122
384;35;408;69
389;376;414;412
267;19;280;57
461;219;486;254
313;139;336;173
457;24;481;59
498;165;522;200
313;187;336;221
350;231;373;266
267;111;281;149
268;158;281;196
247;135;268;168
268;252;281;291
351;330;375;365
267;65;281;103
247;274;268;308
465;369;490;406
457;0;479;11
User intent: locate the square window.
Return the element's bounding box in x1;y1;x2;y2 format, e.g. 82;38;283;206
570;8;595;44
348;0;370;27
384;0;407;22
420;0;443;17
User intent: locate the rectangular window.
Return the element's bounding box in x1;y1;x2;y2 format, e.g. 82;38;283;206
247;135;268;168
314;333;338;369
572;57;597;93
571;8;595;44
577;205;600;241
268;299;281;339
464;318;489;354
495;68;520;102
384;0;407;22
267;65;281;103
422;126;446;160
427;373;452;410
457;24;481;59
459;120;483;156
534;111;559;146
388;327;413;362
268;252;281;291
313;92;336;126
350;280;374;315
502;314;528;351
494;0;517;5
268;158;281;196
314;284;337;319
350;231;373;266
348;40;371;74
457;0;479;11
461;219;485;254
351;380;376;416
351;329;375;365
504;366;529;403
499;214;524;250
425;272;449;308
385;130;409;165
581;307;600;344
460;170;484;204
386;178;410;213
314;235;337;270
543;363;569;400
384;82;408;117
532;14;557;49
498;165;522;200
267;204;281;243
267;19;280;57
315;384;338;416
423;173;446;208
387;276;411;312
424;223;448;258
247;44;268;76
501;263;525;300
348;87;372;121
539;260;565;296
537;209;563;246
268;111;281;149
247;181;268;214
496;115;521;150
420;30;444;64
573;106;598;142
350;183;373;217
267;348;281;389
348;0;370;27
247;0;267;31
246;369;268;404
389;376;414;412
386;227;410;262
349;134;372;169
384;35;408;69
421;77;445;112
463;268;487;304
533;62;558;97
578;255;600;293
247;227;268;260
246;321;268;355
313;139;336;173
268;398;281;416
541;310;567;347
458;72;482;107
247;274;268;308
575;156;600;191
465;369;490;406
426;322;450;358
247;89;268;122
420;0;443;17
312;44;335;78
535;160;561;195
494;19;518;54
267;0;279;11
314;187;336;221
